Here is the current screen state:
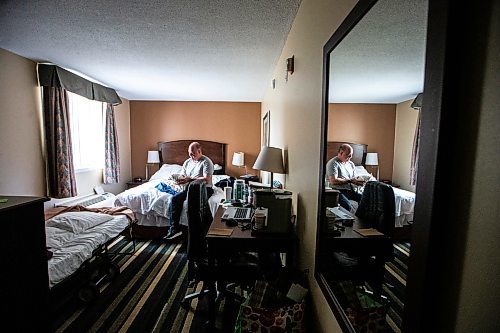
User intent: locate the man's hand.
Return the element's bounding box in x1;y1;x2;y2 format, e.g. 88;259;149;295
175;176;191;185
351;178;366;186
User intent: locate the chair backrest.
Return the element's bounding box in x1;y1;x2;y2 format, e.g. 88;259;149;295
186;180;213;261
355;181;395;238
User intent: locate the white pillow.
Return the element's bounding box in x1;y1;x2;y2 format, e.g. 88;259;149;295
149;164;183;181
355;165;370;175
45;212;114;234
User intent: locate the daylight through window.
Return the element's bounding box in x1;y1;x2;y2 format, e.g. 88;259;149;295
68;92;105;171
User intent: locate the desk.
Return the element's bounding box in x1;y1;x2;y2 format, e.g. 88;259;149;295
319;214;393;293
205;206;297;328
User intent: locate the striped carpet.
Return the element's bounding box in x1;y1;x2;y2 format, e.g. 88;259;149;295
383;242;410;333
49;236;241;333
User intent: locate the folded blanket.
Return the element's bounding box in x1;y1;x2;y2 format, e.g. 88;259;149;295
45;205;137;224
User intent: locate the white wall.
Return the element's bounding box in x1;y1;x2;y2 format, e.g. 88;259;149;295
392;99;418;192
0;48;131;198
261;0;357;332
0;48;45;196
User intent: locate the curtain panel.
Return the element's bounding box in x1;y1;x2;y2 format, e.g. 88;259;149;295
104;104;120;184
42;87;77;198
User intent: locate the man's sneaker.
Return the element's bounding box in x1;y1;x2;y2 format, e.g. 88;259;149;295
164;228;182;240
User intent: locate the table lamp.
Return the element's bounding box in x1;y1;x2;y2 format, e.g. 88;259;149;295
232;151;248;175
252;146;285;190
146;150;160;180
365;152;379;180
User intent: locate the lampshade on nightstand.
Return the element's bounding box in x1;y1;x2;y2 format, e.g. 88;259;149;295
365;152;379;179
146;150;160;180
233;151;249;175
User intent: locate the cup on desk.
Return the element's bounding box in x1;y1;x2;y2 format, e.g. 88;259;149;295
253;211;266;230
224;187;232;201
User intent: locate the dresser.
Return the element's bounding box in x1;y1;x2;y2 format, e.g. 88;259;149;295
1;196;49;331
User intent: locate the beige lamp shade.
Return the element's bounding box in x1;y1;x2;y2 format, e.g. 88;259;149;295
232;152;245;167
253;146;284;173
147;150;160;164
365;153;378;166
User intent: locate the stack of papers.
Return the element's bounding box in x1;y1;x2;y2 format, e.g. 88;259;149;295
207;228;233;236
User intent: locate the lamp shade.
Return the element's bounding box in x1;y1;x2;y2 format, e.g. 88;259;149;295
253;146;284;173
365;153;378;166
411;93;423;109
232;152;245;167
147;150;160;164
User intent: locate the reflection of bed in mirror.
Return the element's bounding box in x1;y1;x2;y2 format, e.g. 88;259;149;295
326;141;415;237
115;140;228;239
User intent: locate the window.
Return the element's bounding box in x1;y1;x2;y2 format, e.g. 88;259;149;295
67;92;105;171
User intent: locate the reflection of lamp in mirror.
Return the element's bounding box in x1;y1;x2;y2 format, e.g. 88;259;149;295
232;152;248;175
253;146;285;190
145;150;160;180
365;152;379;180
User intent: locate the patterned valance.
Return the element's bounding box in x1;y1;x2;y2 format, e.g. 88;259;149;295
38;64;122;105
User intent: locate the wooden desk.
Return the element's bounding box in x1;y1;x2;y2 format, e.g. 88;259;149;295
319;213;393;292
205;206;298;328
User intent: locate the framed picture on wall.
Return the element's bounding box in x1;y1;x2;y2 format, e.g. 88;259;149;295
262;111;270;146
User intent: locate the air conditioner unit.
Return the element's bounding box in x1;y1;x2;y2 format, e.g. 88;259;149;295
55;193;114;208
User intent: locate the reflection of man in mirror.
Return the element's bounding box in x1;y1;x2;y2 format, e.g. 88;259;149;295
326;143;366;211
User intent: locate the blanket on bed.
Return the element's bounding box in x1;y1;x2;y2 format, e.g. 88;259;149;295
45;205;136;224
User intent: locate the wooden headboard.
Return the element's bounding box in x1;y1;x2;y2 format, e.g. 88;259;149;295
157;140;227;174
327;141;367;166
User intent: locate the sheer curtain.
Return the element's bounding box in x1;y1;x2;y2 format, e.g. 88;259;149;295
103;103;120;184
42;87;77;198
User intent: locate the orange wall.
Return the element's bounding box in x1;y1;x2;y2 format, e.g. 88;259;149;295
130;101;261;178
328;103;396;180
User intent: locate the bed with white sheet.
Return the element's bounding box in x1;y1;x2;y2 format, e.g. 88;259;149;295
114;140;228;238
326;141;416;230
45;205;135;304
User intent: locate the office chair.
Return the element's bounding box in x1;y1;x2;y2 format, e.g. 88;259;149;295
181;180;263;308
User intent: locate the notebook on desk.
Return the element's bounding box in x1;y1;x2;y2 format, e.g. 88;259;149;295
222;207;252;221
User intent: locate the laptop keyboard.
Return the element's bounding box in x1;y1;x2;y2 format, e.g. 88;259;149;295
234;208;248;219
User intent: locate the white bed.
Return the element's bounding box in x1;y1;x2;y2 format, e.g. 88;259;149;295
114;163;227;228
46;211;130;288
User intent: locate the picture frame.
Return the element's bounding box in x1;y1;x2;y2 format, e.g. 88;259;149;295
262;111;270;146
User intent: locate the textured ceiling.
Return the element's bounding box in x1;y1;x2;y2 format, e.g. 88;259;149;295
0;0;427;103
329;0;428;103
0;0;301;101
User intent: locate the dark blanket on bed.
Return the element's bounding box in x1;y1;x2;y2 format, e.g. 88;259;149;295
45;205;137;224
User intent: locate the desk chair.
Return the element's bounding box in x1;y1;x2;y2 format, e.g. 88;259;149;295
181;181;262;308
333;181;395;291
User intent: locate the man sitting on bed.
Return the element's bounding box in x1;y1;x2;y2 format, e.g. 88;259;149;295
165;141;214;240
326;143;366;212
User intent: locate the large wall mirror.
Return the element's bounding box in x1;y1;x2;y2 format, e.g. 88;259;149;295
315;0;428;331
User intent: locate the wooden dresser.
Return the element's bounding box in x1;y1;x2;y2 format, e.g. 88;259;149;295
1;196;49;331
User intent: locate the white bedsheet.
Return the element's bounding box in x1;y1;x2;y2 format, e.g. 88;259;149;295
47;214;129;288
114;179;225;227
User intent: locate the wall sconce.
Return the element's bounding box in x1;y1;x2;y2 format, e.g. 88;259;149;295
285;55;294;82
232;151;248;175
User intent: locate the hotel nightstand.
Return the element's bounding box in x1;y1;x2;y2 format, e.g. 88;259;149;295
127;179;148;189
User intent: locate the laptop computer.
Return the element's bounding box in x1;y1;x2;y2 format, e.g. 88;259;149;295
222;207;253;221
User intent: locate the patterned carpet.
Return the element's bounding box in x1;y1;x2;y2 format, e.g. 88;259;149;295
383;242;410;333
49;236;241;333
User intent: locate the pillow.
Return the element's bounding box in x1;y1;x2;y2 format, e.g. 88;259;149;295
355;165;370;175
149;164;183;181
45;211;114;234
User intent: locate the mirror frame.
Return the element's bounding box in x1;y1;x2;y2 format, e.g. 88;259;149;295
315;0;378;331
315;0;486;331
